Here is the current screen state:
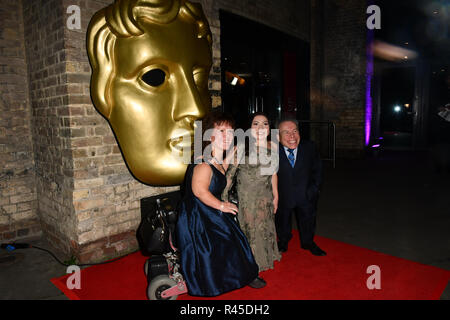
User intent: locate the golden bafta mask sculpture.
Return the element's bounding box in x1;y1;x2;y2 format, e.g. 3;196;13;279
87;0;212;185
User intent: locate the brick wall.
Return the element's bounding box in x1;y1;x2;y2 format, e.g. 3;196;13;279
0;0;40;241
323;0;367;158
310;0;367;158
21;0;75;254
196;0;222;108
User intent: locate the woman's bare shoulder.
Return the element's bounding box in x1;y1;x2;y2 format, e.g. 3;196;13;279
193;162;212;175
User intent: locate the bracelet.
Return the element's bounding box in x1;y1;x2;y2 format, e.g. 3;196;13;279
220;202;224;211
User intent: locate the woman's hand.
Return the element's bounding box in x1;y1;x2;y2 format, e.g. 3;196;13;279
272;173;278;214
273;196;278;214
220;201;239;215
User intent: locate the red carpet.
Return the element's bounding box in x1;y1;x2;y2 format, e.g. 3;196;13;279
51;234;450;300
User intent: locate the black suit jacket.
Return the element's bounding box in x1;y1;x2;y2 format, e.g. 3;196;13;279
277;140;323;208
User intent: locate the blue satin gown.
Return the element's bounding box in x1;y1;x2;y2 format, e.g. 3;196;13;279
175;163;259;297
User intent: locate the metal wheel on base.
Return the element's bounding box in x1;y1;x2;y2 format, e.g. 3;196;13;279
147;275;178;300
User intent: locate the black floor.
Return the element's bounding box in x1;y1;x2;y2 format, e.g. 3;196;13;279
317;150;450;300
0;150;449;300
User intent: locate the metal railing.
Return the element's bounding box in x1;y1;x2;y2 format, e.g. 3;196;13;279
298;120;336;168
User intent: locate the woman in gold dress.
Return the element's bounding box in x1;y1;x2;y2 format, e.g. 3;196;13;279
223;112;281;274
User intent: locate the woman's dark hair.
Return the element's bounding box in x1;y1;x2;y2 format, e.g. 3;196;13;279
201;109;235;152
244;112;272;155
248;112;271;130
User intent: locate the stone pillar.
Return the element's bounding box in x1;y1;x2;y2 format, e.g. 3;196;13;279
310;0;367;159
22;0;78;254
310;0;325;146
197;0;222;108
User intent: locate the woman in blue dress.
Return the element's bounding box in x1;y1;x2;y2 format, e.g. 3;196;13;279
175;111;263;297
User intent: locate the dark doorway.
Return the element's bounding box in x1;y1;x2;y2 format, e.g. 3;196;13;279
219;11;310;135
379;66;416;149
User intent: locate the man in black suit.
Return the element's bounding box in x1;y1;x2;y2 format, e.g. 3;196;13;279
275;119;326;256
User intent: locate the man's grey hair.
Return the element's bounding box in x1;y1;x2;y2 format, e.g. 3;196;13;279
276;117;299;130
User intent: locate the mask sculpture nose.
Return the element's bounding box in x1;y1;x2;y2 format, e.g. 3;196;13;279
173;69;209;124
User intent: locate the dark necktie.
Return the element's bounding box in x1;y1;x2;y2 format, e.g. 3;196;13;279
287;148;295;168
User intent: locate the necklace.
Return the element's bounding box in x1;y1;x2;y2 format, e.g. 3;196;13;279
211;157;225;173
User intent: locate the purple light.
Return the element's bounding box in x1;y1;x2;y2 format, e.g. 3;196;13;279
365;29;374;146
371;144;380;148
365;18;374;146
365;75;373;146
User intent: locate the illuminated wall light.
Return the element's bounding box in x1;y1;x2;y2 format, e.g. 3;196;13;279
225;71;245;86
394;105;401;112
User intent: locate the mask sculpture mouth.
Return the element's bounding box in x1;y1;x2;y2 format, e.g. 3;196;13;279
169;132;194;152
168;129;196;166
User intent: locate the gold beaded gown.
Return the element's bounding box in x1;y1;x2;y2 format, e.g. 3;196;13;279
222;146;281;272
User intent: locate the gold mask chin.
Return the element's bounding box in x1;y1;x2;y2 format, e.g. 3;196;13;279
87;0;212;186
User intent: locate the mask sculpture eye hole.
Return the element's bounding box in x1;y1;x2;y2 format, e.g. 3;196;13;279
142;68;166;87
